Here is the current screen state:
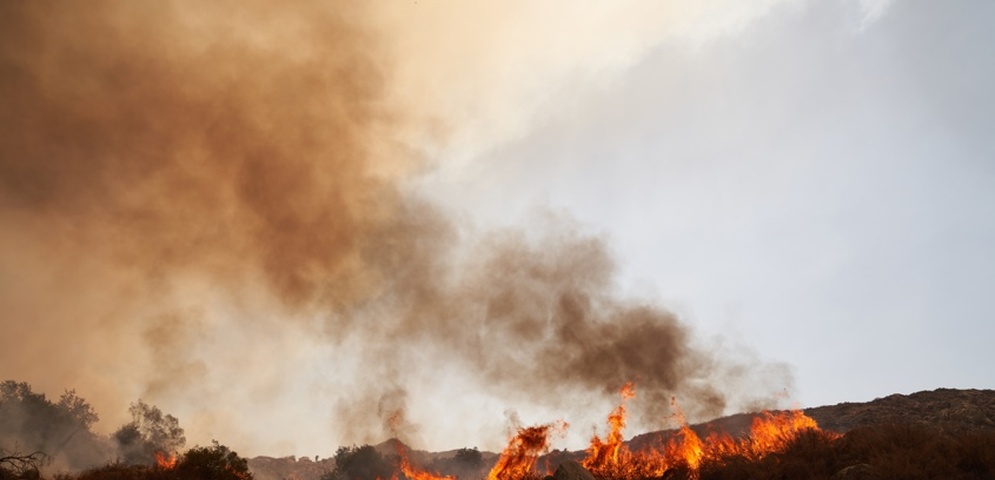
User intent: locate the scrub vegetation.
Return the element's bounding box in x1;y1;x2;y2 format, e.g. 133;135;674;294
3;381;995;480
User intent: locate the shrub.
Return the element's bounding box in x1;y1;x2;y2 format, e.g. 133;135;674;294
173;441;252;480
323;445;394;480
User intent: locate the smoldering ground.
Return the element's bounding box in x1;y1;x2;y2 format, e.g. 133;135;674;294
0;1;791;455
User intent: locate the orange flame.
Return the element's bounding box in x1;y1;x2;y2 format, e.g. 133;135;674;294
580;384;839;480
662;424;704;474
583;383;637;480
487;421;568;480
154;451;177;470
392;442;454;480
657;398;704;475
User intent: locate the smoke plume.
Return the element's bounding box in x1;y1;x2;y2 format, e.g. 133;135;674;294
0;1;792;455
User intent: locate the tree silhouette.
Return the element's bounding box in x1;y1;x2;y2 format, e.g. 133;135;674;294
0;448;48;480
174;441;252;480
428;447;486;479
0;380;101;469
113;400;185;465
323;445;394;480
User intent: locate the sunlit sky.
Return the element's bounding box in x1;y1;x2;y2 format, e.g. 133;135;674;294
417;0;995;414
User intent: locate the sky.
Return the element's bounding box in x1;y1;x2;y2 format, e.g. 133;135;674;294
1;0;994;459
418;0;995;412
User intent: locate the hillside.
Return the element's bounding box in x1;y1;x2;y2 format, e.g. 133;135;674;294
628;388;995;451
249;388;995;480
805;388;995;433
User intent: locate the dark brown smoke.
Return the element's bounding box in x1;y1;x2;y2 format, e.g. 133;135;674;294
0;1;400;309
0;1;789;454
413;219;749;425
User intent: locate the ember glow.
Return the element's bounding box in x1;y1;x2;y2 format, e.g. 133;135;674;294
154;452;177;471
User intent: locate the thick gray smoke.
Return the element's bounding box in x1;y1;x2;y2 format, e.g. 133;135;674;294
0;1;791;455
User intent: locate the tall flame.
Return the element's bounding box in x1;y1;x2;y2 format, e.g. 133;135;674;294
659;398;704;474
487;421;568;480
583;383;637;479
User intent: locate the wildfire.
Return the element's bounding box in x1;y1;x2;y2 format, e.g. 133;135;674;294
580;384;839;480
154;451;177;470
582;383;637;480
393;442;454;480
750;410;827;457
487;421;568;480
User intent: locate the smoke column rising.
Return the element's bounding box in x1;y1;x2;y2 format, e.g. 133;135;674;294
1;1;792;455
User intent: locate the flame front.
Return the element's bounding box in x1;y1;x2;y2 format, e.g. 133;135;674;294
580;384;839;480
487;421;567;480
741;409;822;459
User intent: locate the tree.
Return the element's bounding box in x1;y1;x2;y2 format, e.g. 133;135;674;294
173;441;252;480
1;381;60;445
57;390;99;431
113;400;185;465
453;448;483;470
0;380;101;469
